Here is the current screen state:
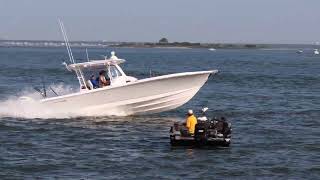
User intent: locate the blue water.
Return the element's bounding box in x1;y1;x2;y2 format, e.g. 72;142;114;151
0;47;319;179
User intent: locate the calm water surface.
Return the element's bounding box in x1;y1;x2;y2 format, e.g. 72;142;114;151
0;47;319;179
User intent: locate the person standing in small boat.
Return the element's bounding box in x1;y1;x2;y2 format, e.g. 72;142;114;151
98;70;110;88
186;109;197;135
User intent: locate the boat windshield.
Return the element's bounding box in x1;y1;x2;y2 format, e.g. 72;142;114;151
109;65;122;78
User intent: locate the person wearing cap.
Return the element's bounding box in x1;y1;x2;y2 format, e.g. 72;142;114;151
186;109;197;135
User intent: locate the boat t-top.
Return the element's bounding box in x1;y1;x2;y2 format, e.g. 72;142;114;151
24;21;218;116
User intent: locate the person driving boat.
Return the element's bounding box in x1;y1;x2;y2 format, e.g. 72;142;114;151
98;70;110;88
186;109;197;135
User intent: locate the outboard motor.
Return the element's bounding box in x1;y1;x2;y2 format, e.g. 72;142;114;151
223;122;232;138
215;117;232;138
194;121;209;144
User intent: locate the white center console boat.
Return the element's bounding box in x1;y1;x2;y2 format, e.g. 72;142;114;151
40;51;217;116
25;21;218;116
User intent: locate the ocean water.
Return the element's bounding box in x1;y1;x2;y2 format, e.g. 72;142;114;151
0;47;319;179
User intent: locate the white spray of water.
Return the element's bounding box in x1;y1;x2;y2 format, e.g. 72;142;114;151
0;84;86;119
0;83;144;119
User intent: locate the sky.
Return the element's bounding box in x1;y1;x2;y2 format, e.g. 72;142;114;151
0;0;320;44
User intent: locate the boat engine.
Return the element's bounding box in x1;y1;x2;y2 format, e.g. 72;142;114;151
194;121;209;144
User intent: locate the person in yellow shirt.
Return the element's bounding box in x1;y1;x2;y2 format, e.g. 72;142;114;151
186;109;197;134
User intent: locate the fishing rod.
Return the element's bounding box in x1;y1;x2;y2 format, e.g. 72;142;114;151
41;78;47;98
49;86;59;96
33;87;46;98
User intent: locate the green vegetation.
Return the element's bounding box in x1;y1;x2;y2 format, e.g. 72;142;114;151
0;39;266;49
159;38;169;44
112;38;264;49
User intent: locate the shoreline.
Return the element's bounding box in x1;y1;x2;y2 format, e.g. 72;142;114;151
0;39;265;49
0;40;316;49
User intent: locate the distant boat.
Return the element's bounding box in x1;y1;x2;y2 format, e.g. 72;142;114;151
296;50;303;54
314;49;319;55
208;48;216;51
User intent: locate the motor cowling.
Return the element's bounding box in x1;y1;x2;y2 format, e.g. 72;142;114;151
194;122;209;143
215;120;232;138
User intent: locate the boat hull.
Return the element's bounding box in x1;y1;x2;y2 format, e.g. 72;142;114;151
41;71;216;116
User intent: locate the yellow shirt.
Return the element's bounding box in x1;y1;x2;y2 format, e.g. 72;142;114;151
186;115;197;134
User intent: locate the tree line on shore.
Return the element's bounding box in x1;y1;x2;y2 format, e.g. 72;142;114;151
112;38;264;49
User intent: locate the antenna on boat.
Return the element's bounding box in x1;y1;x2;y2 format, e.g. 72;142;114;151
58;19;75;64
58;19;88;90
86;48;90;62
102;55;108;60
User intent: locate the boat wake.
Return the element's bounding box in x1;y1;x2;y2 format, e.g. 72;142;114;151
0;84;126;119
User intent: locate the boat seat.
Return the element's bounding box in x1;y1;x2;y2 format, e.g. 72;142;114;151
180;127;191;137
86;80;94;90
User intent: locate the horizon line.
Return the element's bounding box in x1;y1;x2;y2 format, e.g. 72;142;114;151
0;39;317;46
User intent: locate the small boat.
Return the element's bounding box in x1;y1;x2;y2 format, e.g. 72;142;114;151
314;49;319;55
23;21;218;116
208;48;216;51
170;114;232;147
296;50;303;54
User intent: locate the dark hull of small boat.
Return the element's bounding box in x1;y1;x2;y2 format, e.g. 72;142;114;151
170;136;231;147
